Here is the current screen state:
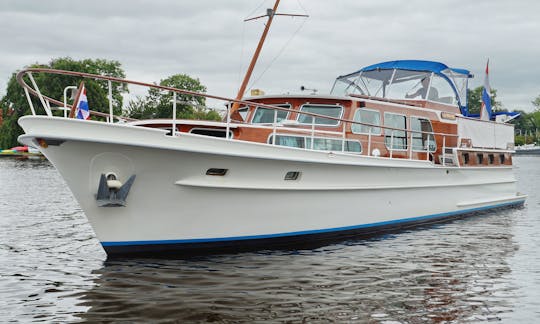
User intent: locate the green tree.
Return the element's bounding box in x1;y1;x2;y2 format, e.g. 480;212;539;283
467;86;501;115
47;58;127;115
0;57;127;148
531;95;540;141
511;108;540;146
532;95;540;110
125;74;220;121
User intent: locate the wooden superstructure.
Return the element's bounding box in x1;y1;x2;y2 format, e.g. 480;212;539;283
132;92;513;168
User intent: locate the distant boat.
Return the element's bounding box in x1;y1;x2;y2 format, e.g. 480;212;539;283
0;145;43;159
10;145;28;152
15;2;525;257
514;144;540;155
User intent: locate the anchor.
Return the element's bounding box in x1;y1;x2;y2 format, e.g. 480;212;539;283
96;173;136;207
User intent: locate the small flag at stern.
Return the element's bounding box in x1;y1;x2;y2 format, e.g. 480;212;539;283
480;60;492;121
76;84;90;120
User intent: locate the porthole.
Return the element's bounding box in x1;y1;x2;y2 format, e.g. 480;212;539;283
284;171;300;180
476;153;484;164
206;168;228;176
463;153;469;164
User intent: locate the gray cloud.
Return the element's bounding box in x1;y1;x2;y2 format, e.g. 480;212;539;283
1;0;539;111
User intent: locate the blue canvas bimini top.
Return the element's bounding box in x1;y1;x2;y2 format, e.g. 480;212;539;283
341;60;472;79
334;60;474;115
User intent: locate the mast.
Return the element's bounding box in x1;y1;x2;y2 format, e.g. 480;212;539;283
229;1;308;120
230;0;281;116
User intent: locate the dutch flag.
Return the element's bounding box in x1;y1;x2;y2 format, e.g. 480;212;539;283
480;60;492;121
76;85;90;120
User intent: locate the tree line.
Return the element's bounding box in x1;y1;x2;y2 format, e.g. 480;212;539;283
512;97;540;146
0;57;220;148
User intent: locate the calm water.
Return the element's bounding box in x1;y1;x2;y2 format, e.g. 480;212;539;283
1;157;539;323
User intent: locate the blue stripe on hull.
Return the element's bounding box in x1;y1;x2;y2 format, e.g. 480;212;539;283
101;199;525;256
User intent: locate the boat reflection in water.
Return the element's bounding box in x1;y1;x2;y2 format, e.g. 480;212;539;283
73;210;517;322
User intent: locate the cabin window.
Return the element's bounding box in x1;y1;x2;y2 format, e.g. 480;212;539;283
297;104;343;126
251;105;290;124
384;113;407;150
190;128;233;138
488;154;495;164
307;138;362;153
238;107;249;121
410;117;436;152
270;135;305;148
269;135;361;153
477;153;484;164
463;153;470;164
500;154;505;164
351;109;381;135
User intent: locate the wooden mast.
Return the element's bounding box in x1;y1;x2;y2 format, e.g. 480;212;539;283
229;0;281;119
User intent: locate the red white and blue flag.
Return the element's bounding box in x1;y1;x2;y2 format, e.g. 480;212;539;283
480;60;492;121
76;85;90;120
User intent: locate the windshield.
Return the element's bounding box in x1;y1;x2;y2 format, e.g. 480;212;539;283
332;68;466;107
441;69;468;108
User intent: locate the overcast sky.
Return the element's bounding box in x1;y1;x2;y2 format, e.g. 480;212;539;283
1;0;539;111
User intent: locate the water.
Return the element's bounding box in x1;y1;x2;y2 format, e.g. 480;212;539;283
1;157;539;323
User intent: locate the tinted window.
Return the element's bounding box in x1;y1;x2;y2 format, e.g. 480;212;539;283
270;135;361;153
384;113;407;150
352;109;381;135
252;105;290;123
297;105;343;126
307;138;361;152
238;107;249;121
410;117;435;151
272;135;305;148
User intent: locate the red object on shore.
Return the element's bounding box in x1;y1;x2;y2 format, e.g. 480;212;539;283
9;146;28;152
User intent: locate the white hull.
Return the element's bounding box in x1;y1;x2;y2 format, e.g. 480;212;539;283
19;116;525;255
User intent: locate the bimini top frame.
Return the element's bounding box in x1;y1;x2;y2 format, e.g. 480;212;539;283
332;60;474;116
